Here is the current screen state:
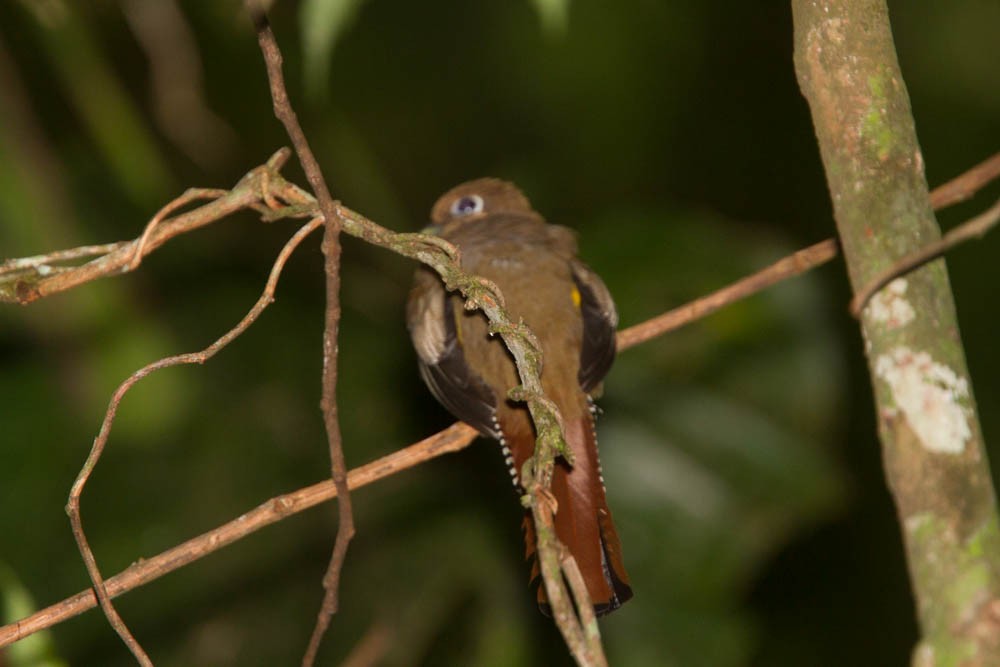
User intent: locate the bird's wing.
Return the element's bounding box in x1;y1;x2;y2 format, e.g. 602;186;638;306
571;260;618;393
407;267;500;438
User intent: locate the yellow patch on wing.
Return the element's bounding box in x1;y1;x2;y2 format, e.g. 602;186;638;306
571;286;582;309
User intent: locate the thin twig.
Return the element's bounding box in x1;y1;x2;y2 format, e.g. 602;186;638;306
845;149;1000;316
525;486;604;666
928;151;1000;210
63;216;323;665
560;548;603;663
4;146;994;312
248;8;354;666
849;196;1000;316
526;486;589;661
0;243;119;273
128;188;226;270
617;238;839;349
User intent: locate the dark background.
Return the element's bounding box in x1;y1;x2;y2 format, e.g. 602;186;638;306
1;1;997;665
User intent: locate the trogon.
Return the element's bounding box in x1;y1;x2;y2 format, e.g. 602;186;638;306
406;178;632;616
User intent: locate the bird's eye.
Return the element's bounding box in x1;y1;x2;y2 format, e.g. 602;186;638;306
450;194;484;216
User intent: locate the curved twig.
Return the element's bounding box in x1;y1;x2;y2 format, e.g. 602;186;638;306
64;216;323;664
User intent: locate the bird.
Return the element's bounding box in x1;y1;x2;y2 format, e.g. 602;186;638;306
406;178;632;615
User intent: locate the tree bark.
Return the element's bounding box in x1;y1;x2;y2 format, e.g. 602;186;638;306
792;1;1000;664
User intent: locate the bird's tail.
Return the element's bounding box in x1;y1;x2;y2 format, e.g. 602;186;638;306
521;410;632;616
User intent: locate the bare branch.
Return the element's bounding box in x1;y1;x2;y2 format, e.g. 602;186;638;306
617;238;839;349
928;151;1000;210
561;547;602;659
526;489;605;666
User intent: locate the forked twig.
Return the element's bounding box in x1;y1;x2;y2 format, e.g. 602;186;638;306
127;189;228;270
846;150;1000;315
850;196;1000;316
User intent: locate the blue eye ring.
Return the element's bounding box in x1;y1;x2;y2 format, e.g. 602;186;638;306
450;194;484;216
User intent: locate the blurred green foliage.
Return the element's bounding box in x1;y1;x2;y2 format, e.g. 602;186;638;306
0;1;997;665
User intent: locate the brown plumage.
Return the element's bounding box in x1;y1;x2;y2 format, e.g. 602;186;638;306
406;178;632;615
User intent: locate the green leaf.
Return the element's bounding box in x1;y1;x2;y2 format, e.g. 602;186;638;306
530;0;570;34
301;0;370;98
0;562;68;667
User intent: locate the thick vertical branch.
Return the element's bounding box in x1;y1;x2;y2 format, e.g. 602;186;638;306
792;2;1000;664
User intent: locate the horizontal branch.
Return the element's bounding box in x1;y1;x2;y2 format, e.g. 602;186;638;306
617;239;838;349
928;151;1000;210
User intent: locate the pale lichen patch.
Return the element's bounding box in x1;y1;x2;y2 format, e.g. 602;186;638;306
874;346;971;454
867;278;915;329
912;641;934;667
904;511;934;537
